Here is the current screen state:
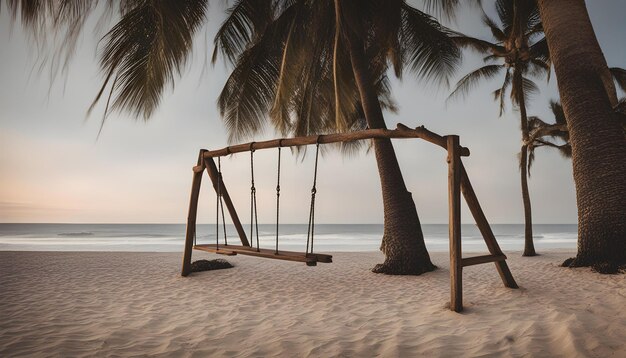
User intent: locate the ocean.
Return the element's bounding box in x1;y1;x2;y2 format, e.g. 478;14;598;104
0;223;577;253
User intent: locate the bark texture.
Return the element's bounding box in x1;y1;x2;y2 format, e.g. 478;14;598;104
538;0;626;272
347;35;435;275
519;144;535;256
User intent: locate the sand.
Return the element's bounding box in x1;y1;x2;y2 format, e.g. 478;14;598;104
1;250;625;357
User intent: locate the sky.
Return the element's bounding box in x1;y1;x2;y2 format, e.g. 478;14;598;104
1;1;625;224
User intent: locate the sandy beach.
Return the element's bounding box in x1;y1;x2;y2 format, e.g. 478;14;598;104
1;250;624;357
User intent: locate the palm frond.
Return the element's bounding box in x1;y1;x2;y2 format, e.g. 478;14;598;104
529;37;550;63
212;0;274;65
481;11;505;42
448;64;503;102
399;3;461;86
527;58;550;81
510;73;538;105
451;33;502;54
6;0;99;80
494;68;511;116
94;0;208;120
549;100;566;125
422;0;481;20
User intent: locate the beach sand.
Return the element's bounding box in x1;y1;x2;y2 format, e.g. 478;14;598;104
1;250;624;357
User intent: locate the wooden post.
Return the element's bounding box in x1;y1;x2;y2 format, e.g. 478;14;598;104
447;135;463;312
460;164;518;288
181;150;205;277
204;157;250;247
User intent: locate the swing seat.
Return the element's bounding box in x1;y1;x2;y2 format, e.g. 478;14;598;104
193;244;332;264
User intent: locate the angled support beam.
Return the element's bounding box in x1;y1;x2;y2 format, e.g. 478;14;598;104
460;163;518;289
204;157;250;247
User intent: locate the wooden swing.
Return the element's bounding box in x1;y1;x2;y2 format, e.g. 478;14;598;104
181;123;518;312
193;140;331;266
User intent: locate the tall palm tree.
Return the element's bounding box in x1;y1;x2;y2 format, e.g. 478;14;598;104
213;0;461;274
447;0;549;256
430;0;626;276
537;0;626;273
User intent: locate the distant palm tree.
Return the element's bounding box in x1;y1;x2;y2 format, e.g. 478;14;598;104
526;100;570;168
447;0;549;256
213;0;461;275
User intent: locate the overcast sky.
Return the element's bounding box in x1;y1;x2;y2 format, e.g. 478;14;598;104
1;1;625;224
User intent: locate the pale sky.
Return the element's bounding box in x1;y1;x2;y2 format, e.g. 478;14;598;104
1;1;625;224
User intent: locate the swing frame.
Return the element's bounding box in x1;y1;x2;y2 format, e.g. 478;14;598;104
181;122;518;312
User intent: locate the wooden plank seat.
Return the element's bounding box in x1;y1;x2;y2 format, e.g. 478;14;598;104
193;244;332;265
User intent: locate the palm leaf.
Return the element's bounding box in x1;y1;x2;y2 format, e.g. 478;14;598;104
399;3;461;86
448;64;503;102
212;0;274;66
94;0;208;120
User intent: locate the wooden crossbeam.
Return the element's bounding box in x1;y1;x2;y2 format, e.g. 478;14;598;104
202;123;470;158
461;254;507;267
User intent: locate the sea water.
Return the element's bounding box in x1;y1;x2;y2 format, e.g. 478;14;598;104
0;223;577;252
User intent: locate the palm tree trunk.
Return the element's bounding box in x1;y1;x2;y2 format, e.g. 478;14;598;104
538;0;626;272
516;72;536;256
345;32;435;275
519;144;535;256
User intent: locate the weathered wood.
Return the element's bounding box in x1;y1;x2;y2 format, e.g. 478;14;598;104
203;123;470;158
194;244;332;264
182;150;206;277
461;254;507;267
204;157;250;247
460;163;519;289
447;135;463;312
193;245;237;256
192;165;204;173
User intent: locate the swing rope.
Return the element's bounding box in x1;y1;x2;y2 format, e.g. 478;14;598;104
250;144;260;252
306;140;321;256
218;158;228;246
216;157;222;250
275;144;282;255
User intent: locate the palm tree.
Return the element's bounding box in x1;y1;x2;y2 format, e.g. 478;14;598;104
213;0;461;274
537;0;626;272
430;0;626;276
447;0;549;256
8;0;460;275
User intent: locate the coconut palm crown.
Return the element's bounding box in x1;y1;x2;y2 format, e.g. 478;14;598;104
446;0;549;257
213;0;460;143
